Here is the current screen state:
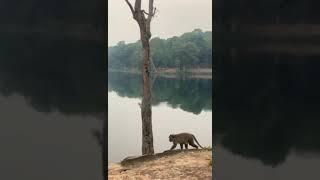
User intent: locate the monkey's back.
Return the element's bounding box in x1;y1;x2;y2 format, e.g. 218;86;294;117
174;133;194;143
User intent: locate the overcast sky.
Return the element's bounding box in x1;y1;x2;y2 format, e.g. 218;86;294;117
108;0;212;46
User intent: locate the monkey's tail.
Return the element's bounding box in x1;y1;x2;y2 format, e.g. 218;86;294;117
192;135;203;149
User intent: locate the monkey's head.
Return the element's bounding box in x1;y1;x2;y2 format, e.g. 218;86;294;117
169;134;175;142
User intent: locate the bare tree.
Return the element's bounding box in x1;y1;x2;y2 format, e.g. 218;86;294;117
125;0;156;155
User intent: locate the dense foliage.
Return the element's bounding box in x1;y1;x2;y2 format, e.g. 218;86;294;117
108;29;212;70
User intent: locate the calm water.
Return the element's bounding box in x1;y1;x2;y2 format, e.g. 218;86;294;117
108;72;213;162
214;44;320;179
0;35;106;180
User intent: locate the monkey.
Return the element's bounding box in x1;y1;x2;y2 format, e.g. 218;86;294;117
168;133;203;150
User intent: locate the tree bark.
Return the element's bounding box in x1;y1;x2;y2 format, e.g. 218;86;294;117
125;0;155;155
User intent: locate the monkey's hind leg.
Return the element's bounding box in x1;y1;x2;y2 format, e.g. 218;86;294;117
185;143;188;149
189;141;198;149
180;143;184;149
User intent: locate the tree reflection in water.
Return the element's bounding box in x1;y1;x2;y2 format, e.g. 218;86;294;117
214;44;320;168
0;35;107;179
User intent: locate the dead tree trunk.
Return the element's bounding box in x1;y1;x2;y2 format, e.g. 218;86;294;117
125;0;156;155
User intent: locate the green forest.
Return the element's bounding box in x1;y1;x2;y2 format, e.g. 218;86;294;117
108;29;212;70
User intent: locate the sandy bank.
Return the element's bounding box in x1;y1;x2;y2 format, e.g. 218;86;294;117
108;149;212;180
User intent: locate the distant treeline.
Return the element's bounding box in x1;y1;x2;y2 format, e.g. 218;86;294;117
108;29;212;70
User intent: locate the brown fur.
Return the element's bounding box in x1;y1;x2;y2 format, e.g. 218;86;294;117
169;133;203;150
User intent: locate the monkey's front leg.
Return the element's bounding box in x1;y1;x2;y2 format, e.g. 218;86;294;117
170;143;177;150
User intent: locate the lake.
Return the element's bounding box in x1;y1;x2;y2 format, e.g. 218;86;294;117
214;44;320;179
108;72;213;162
0;35;106;180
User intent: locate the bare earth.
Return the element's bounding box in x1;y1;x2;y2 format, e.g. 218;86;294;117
108;149;212;180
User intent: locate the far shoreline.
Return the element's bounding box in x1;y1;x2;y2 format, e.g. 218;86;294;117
108;68;213;79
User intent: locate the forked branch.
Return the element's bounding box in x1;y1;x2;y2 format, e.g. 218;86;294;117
125;0;156;23
143;8;156;17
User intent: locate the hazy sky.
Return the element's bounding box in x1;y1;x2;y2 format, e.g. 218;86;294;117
108;0;212;46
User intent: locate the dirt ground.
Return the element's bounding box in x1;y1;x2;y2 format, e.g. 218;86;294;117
108;149;212;180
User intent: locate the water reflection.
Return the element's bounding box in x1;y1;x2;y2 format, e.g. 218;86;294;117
213;42;320;179
108;72;212;114
0;35;106;180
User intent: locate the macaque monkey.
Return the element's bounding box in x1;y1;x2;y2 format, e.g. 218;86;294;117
169;133;203;150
